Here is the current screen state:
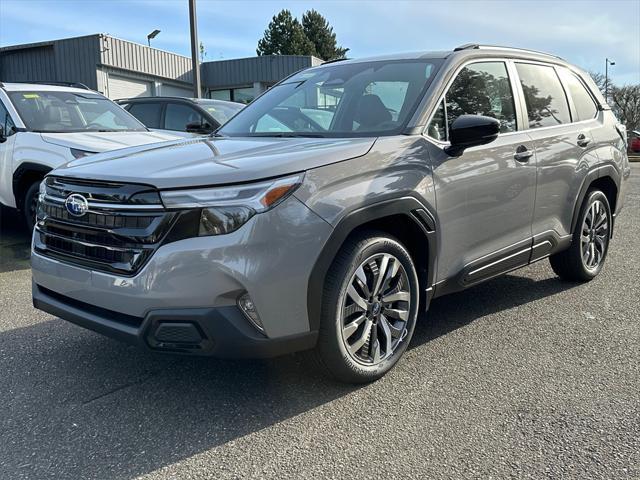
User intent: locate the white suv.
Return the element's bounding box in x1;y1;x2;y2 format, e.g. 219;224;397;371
0;82;180;228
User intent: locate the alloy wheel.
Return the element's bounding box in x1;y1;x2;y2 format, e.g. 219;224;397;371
340;253;412;365
581;199;609;271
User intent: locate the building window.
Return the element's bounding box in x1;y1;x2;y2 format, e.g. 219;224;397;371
232;87;255;104
210;89;231;101
209;87;255;104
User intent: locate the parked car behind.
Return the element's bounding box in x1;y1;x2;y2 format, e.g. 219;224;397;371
117;97;244;137
32;45;631;383
0;82;181;229
628;130;640;154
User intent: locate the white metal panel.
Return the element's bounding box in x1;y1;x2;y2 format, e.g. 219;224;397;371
160;84;193;98
108;75;152;99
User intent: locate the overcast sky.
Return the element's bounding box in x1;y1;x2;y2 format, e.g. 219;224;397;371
1;0;638;85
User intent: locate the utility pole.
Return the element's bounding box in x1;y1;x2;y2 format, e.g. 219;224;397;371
605;57;615;104
189;0;202;98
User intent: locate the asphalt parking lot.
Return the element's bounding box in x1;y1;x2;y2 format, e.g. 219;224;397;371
0;165;638;480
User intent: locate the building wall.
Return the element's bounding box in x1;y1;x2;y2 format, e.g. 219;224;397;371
202;55;322;89
202;55;322;103
98;35;193;84
1;35;322;103
0;35;101;89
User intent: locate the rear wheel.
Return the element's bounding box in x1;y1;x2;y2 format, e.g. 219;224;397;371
549;190;611;282
312;231;419;383
22;181;41;231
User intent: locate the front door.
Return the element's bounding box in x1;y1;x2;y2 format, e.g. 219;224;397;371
425;61;537;285
0;98;18;207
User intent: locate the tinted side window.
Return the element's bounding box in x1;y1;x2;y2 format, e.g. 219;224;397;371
0;100;16;136
164;103;206;131
516;63;571;128
560;69;598;122
446;62;517;134
127;102;162;128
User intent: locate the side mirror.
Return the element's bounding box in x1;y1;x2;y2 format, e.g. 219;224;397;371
0;125;6;144
444;114;500;157
186;121;213;134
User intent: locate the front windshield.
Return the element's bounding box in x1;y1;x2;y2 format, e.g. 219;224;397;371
219;59;443;138
8;91;146;133
198;100;244;125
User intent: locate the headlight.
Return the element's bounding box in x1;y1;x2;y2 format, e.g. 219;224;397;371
161;174;303;237
70;148;97;159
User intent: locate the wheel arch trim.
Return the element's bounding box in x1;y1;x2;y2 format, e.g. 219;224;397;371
570;163;620;237
307;196;438;332
12;162;52;209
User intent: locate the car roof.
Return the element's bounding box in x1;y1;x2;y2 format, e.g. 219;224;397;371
117;96;243;107
0;82;96;94
313;44;569;68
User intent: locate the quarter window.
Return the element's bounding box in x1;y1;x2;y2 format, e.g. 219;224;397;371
426;61;516;141
426;100;446;141
515;63;571;128
560;69;598;122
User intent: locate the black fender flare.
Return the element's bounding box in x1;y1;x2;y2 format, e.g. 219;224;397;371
12;162;52;209
306;196;438;332
569;163;620;235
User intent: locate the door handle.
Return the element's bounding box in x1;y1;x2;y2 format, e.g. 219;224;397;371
514;145;533;162
577;133;591;147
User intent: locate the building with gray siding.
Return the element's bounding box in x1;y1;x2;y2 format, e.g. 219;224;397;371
203;54;323;102
0;34;322;102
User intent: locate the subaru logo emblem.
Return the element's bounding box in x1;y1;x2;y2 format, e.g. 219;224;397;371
65;194;89;217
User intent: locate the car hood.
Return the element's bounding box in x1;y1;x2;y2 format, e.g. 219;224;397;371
40;131;182;152
52;136;376;189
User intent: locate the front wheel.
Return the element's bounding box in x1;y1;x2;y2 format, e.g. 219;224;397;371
23;181;41;231
312;231;419;383
549;190;611;282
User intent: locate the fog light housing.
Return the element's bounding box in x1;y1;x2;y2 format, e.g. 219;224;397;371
237;293;264;333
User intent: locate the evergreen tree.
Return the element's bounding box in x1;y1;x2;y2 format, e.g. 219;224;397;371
256;10;316;56
301;9;348;60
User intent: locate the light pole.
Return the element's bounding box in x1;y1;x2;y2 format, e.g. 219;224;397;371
189;0;202;98
147;29;161;47
605;58;615;103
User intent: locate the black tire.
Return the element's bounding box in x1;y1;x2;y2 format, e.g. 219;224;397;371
311;230;420;383
549;189;611;282
23;181;41;231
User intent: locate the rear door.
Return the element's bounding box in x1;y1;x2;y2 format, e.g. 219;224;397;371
426;60;537;285
514;62;600;260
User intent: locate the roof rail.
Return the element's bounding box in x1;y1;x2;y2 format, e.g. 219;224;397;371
453;43;479;51
322;57;349;65
453;44;563;60
11;81;92;90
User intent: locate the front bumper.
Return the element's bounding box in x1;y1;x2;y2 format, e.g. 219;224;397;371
33;283;317;357
31;195;333;350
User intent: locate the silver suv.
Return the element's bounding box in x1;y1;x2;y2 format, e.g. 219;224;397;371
31;45;631;383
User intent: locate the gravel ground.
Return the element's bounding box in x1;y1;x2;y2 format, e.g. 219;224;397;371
0;165;638;480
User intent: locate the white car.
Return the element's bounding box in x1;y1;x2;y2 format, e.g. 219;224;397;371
0;82;181;228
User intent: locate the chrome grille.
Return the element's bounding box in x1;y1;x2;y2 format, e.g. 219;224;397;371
34;176;176;276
